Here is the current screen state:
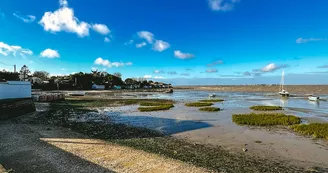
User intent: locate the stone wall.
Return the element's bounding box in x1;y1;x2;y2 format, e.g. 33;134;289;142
0;98;35;120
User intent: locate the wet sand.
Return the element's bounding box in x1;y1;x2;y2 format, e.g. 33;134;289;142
100;102;328;169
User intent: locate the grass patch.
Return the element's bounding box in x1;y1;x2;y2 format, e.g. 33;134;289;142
290;123;328;139
232;113;301;126
199;107;221;112
138;104;174;112
250;105;283;111
199;99;224;102
28;101;312;172
185;102;213;107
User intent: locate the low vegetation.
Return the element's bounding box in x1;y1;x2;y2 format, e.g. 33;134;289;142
138;104;174;112
290;123;328;139
250;105;283;111
199;107;221;112
232;113;301;126
185;102;213;107
199;99;224;102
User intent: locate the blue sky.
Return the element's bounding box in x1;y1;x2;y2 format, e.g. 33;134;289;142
1;0;328;85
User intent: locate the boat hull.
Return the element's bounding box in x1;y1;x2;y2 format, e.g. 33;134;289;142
308;96;319;102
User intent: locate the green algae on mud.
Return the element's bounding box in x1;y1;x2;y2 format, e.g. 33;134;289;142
199;107;221;112
250;105;283;111
232;113;301;126
291;123;328;139
138;104;174;112
185;102;213;107
28;100;323;173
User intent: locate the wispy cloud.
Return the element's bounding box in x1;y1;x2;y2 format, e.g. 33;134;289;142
206;69;218;73
168;71;177;75
94;57;132;68
0;41;33;56
40;49;60;58
39;0;110;37
13;13;36;23
136;42;147;48
296;38;327;44
174;50;195;59
137;31;154;44
208;0;240;11
180;73;190;76
153;70;165;74
153;40;170;52
207;60;223;67
317;65;328;68
104;37;110;42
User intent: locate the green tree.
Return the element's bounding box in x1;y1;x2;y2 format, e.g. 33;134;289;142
19;65;30;81
33;71;50;80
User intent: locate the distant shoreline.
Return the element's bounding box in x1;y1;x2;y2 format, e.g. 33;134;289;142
174;85;328;94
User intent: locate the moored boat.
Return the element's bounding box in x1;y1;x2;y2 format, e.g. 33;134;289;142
308;96;320;102
279;70;290;97
209;93;216;98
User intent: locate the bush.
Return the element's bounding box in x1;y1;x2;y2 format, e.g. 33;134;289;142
138;104;174;112
199;99;224;102
199;107;220;112
232;113;301;126
250;105;283;111
290;123;328;139
185;102;213;107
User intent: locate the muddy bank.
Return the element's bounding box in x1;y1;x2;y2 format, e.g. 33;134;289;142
175;85;328;95
3;99;324;172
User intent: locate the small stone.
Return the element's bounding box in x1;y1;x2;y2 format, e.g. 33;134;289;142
242;148;248;152
46;128;51;131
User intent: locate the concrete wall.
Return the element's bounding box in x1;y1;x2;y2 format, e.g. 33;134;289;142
0;81;31;100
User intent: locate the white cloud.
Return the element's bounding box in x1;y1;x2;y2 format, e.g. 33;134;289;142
153;40;170;52
39;0;110;38
260;63;289;72
137;31;154;43
154;70;165;74
59;0;68;6
206;69;218;73
174;50;195;59
94;57;132;68
0;42;33;56
136;42;147;48
144;75;152;79
208;0;240;11
13;13;36;23
296;38;327;44
92;24;110;35
104;37;110;42
154;76;165;79
40;49;60;58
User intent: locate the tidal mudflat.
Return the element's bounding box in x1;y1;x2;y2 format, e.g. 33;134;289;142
97;90;328;169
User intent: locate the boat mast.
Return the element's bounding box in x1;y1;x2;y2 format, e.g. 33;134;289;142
280;70;284;91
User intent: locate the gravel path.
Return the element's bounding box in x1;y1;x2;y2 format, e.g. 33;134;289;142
0;121;209;173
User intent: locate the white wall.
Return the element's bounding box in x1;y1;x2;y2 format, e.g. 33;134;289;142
0;81;31;99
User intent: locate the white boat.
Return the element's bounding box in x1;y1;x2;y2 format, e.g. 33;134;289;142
308;96;320;102
279;70;289;97
209;93;216;98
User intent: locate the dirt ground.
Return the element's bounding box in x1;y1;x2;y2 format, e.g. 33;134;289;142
0;120;209;173
175;85;328;95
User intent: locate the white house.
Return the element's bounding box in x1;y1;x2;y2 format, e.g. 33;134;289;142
0;81;32;99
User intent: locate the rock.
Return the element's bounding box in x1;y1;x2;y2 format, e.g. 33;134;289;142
242;148;248;152
46;128;51;131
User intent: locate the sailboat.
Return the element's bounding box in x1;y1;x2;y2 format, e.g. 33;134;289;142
279;70;289;97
